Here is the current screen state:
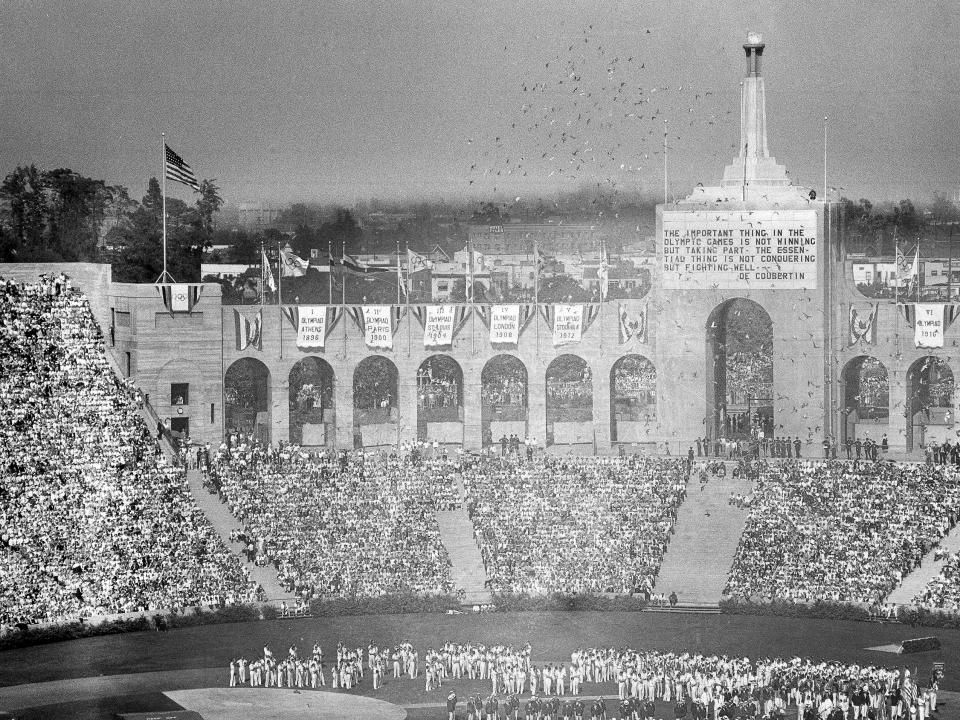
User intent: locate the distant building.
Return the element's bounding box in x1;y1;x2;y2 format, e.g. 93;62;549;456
238;202;283;230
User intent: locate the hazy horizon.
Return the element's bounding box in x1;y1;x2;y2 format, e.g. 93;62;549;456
1;1;958;208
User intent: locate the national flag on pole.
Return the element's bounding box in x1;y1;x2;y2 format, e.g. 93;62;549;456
262;248;277;292
164;144;200;191
896;245;918;285
408;248;434;273
341;254;392;274
598;246;610;301
279;245;309;277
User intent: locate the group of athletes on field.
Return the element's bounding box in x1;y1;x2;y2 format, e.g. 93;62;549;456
227;641;939;720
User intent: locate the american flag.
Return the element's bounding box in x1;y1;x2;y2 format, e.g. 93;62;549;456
164;144;200;191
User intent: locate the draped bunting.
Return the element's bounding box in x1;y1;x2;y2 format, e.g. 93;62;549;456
618;303;648;345
234;309;262;351
848;303;879;346
157;283;202;315
582;304;602;333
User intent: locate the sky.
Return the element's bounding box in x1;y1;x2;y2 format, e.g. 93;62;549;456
0;0;958;207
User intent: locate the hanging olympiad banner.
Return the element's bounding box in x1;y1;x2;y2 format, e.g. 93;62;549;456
552;304;583;347
423;305;456;347
297;306;327;348
490;304;520;344
363;306;394;349
915;303;945;348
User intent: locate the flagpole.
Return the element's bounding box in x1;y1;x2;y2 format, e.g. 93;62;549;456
278;241;283;360
341;239;346;305
260;240;265;307
396;238;401;305
405;241;411;358
823;116;828;199
160;133;171;283
328;239;333;305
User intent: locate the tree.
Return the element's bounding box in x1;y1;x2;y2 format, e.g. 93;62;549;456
1;165;48;259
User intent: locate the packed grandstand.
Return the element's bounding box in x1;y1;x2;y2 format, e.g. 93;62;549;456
4;275;960;634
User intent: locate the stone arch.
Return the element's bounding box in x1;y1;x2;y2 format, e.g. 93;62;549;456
840;356;889;445
352;356;399;447
906;356;954;452
224;357;271;445
416;355;464;443
706;298;773;441
481;354;529;447
545;354;593;447
610;354;657;444
288;357;335;447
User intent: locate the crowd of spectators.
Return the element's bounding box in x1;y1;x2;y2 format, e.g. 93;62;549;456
545;378;593;407
725;460;960;604
462;456;687;595
209;442;458;599
481;367;527;407
0;275;257;626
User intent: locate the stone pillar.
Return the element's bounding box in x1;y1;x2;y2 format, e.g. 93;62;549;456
334;378;354;449
462;364;482;451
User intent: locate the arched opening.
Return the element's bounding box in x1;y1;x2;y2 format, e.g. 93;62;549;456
224;357;271;445
416;355;464;443
906;356;954;452
706;299;773;442
610;355;657;444
545;354;593;446
840;356;889;445
353;356;399;447
481;354;528;447
288;357;335;447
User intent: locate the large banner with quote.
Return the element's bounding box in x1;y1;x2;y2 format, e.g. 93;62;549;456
661;209;818;289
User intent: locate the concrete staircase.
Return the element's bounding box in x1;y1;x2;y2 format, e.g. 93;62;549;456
183;469;293;602
651;465;754;606
436;477;492;605
887;521;960;606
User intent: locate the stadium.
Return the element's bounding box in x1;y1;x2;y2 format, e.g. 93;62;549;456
1;21;959;720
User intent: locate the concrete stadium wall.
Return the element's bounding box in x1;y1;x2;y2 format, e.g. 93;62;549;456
3;201;956;457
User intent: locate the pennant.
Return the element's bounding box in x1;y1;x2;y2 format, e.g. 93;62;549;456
582;303;602;333
281;305;299;331
475;304;491;330
411;304;427;329
326;306;343;336
898;303;915;327
848;303;879;346
552;304;583;347
518;304;537;336
618;303;648;344
234;309;262;351
915;303;946;348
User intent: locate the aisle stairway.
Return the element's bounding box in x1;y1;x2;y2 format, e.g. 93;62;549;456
886;520;960;606
436;477;492;605
183;469;292;602
651;465;754;606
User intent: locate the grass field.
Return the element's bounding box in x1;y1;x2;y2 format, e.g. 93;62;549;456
0;611;956;719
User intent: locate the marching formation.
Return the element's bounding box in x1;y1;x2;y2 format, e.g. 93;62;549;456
225;639;940;720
